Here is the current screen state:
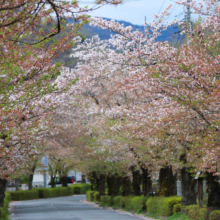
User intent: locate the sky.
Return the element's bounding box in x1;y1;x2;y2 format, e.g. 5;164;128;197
79;0;201;25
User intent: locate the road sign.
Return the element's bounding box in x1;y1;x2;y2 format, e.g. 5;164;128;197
41;155;48;170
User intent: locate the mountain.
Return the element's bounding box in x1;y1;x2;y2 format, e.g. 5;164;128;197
67;17;182;42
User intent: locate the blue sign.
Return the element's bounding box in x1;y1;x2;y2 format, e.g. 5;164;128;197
41;156;48;169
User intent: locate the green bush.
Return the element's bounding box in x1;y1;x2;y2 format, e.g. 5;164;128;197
147;197;160;215
210;210;220;220
86;191;95;201
0;193;11;220
173;203;182;213
10;190;39;201
72;186;82;194
168;212;191;220
147;196;181;217
57;187;69;197
81;184;91;194
130;196;148;213
38;188;52;198
113;196;123;208
94;192;100;202
68;184;90;195
183;205;206;220
100;195;112;207
121;196;132;209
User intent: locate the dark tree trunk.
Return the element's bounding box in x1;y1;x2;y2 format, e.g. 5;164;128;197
90;179;94;191
50;176;56;188
91;172;99;191
107;175;121;197
198;177;203;208
15;178;20;191
159;166;175;197
122;176;131;196
28;162;37;190
0;179;7;207
99;174;106;196
204;172;220;220
141;167;152;197
82;175;86;183
181;167;197;206
61;175;67;187
132;168;141;196
107;175;112;196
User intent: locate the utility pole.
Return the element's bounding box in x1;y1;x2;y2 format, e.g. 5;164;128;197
186;0;192;33
144;16;147;32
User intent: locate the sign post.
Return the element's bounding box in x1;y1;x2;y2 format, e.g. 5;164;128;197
41;155;48;188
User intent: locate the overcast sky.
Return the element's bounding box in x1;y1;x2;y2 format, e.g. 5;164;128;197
79;0;202;25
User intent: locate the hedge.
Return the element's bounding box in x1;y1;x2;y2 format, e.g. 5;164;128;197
100;195;112;206
210;210;220;220
10;184;91;201
183;205;206;220
86;191;95;201
81;184;91;194
173;203;181;213
147;196;181;217
130;196;147;213
113;196;123;208
121;196;132;209
11;189;39;201
94;192;100;202
0;193;11;220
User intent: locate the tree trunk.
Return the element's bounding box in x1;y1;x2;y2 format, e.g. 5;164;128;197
132;168;141;196
28;162;37;190
99;174;106;196
107;175;121;197
159;166;175;197
15;178;20;191
82;175;86;183
122;176;131;196
198;177;203;208
61;175;67;187
181;167;197;207
0;179;7;207
142;167;152;197
107;175;112;196
50;176;56;188
204;172;220;220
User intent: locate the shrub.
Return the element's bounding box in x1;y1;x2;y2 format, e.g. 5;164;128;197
10;190;39;201
86;191;95;201
121;196;132;210
184;205;206;220
94;192;100;202
130;196;148;213
81;184;91;194
38;188;52;198
57;187;69;197
173;203;182;213
72;186;82;194
0;193;11;220
68;186;75;195
210;210;220;220
147;196;181;217
113;196;123;208
100;195;112;207
147;197;160;215
167;212;191;220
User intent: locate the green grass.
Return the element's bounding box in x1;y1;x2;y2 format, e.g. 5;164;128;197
168;212;191;220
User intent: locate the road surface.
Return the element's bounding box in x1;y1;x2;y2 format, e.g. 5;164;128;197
10;195;153;220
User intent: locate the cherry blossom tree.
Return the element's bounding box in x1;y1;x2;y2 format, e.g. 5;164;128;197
69;0;220;215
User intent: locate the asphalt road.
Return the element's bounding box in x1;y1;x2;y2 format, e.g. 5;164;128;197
9;195;153;220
